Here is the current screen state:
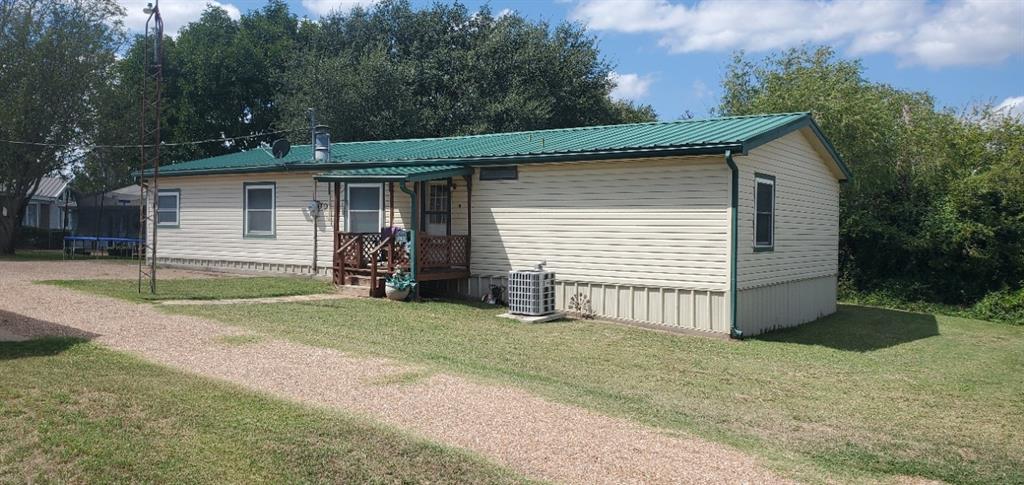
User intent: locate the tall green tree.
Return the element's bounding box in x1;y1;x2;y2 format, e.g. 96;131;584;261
718;46;1024;303
280;1;655;143
0;0;125;253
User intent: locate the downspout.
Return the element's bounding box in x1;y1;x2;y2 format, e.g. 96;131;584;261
725;150;742;339
398;181;418;296
312;180;319;274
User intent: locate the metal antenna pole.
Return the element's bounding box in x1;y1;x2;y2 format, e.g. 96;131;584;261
138;1;163;294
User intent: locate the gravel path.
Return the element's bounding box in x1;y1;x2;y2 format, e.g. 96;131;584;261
0;261;793;484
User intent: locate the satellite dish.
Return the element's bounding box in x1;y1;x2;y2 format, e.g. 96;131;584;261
271;139;291;159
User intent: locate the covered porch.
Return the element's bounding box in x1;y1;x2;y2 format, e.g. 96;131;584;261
315;164;474;296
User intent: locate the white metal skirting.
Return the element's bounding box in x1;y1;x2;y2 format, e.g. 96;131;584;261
154;257;330;277
736;274;837;336
439;275;729;334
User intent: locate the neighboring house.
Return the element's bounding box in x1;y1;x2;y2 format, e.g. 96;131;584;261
141;113;851;337
22;176;76;231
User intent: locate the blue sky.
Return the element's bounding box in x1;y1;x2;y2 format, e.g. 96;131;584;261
121;0;1024;121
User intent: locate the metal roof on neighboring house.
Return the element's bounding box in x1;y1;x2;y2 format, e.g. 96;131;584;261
147;112;851;180
31;176;70;200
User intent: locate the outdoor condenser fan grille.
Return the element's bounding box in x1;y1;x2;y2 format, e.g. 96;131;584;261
508;263;556;316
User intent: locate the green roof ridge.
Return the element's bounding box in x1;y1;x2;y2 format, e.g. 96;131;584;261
272;112;810;149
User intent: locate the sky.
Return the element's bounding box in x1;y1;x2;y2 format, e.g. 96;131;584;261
118;0;1024;121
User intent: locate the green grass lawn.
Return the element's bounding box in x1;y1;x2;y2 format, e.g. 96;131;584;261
157;297;1024;485
44;277;332;302
0;338;527;484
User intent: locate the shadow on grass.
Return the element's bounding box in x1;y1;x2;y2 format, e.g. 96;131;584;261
0;310;100;360
0;337;92;360
753;304;939;352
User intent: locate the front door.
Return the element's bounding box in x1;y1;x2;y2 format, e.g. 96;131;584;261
346;184;382;233
424;181;450;235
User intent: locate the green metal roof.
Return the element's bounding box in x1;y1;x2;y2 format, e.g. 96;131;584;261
149;112;850;180
314;164;472;182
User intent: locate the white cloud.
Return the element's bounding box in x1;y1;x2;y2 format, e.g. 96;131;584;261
995;96;1024;118
571;0;1024;68
119;0;241;36
497;8;514;19
301;0;381;16
692;79;711;99
609;71;653;101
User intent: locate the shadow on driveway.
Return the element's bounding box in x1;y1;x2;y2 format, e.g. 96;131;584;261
0;309;100;360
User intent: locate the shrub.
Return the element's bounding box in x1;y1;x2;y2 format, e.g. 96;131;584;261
971;288;1024;325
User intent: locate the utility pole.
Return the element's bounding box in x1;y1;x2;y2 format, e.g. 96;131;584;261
138;1;163;294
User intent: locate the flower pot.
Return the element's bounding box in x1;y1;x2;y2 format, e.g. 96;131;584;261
385;285;410;301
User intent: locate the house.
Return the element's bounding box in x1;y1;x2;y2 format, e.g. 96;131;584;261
75;185;142;239
141;113;851;337
21;176;76;231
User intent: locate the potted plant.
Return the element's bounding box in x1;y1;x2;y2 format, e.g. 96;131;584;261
385;269;416;301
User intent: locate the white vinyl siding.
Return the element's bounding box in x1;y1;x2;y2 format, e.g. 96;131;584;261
467;156;731;290
148;173;335;270
735;129;841;290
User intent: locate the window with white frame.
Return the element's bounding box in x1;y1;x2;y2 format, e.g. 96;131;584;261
754;174;775;249
244;184;275;236
156;191;179;227
346;184;382;233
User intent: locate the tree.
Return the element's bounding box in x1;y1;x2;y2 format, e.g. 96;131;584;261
0;0;125;254
279;1;655;143
718;46;1024;303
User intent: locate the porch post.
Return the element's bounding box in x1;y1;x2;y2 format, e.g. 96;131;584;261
445;177;452;236
463;173;472;269
398;181;418;297
332;181;341;285
388;182;395;228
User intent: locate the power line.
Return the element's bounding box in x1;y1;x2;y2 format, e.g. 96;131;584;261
0;127;303;150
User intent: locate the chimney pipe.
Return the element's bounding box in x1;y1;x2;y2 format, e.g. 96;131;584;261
314;125;330;162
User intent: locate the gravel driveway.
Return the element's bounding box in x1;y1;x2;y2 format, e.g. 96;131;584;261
0;260;792;484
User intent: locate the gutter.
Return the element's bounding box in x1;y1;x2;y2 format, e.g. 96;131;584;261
398;181;418;297
725;150;742;339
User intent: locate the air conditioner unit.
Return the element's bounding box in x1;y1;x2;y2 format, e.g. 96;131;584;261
508;262;556;316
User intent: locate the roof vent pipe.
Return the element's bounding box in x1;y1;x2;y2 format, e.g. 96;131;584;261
314;125;330;162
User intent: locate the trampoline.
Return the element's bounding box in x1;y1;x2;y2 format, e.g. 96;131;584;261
63;236;143;259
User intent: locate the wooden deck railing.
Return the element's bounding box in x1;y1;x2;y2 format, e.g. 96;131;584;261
333;232;468;289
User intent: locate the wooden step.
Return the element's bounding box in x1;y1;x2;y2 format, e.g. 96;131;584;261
335;285;371;298
345;274;375;287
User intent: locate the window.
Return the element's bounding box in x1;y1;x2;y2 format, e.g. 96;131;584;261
346;184;381;233
23;203;38;227
156;190;179;227
244;184;275;236
754;174;775;249
426;183;450;225
479;166;517;180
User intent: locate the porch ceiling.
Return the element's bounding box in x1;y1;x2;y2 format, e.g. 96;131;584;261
314;164;472;183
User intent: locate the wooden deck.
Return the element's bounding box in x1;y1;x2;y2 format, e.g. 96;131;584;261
333;232;469;295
